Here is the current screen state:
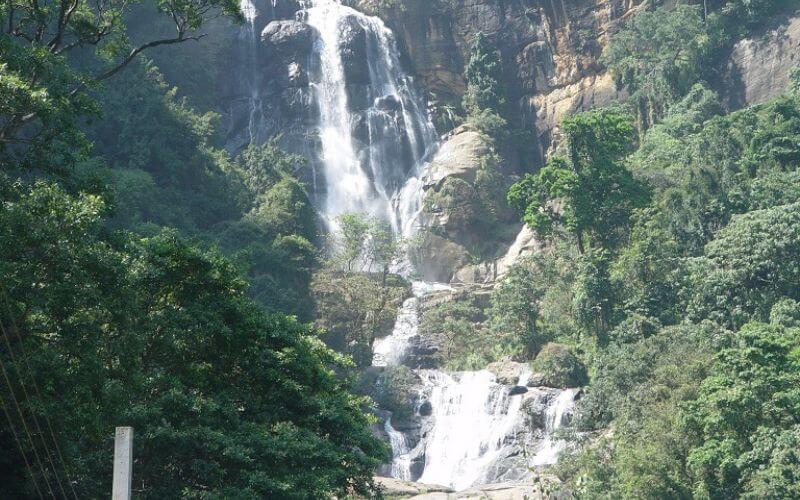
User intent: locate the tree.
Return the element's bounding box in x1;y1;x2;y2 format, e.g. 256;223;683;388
508;108;648;253
0;0;240;169
463;32;505;115
683;322;800;499
462;32;508;139
604;5;714;131
312;213;406;368
0;176;387;498
688;202;800;329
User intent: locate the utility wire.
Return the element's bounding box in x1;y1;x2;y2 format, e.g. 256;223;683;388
0;319;69;499
0;347;56;498
0;389;44;499
0;294;80;499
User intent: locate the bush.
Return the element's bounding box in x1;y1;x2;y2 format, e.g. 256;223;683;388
531;343;588;388
359;366;419;420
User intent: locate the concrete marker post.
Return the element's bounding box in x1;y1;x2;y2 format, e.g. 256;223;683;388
112;426;133;500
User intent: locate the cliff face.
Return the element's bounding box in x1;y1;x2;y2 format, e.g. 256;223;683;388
724;12;800;109
371;0;641;157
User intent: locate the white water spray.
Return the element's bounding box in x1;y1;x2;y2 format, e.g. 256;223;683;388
416;369;532;490
302;0;435;231
530;388;577;467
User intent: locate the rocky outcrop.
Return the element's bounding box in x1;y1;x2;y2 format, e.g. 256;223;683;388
724;11;800;109
411;125;521;282
486;360;527;386
375;477;567;499
375;476;453;498
370;0;643;161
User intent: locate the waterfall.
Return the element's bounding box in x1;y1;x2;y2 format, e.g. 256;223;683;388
530;388;577;467
372;281;451;367
240;0;265;145
302;0;436;231
384;418;414;481
240;0;578;490
416;370;531;490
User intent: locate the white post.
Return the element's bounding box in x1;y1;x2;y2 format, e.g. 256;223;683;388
112;427;133;500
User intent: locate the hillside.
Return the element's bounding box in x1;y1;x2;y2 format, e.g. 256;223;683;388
2;0;800;498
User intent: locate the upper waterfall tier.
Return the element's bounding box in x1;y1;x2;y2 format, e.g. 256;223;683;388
302;0;437;233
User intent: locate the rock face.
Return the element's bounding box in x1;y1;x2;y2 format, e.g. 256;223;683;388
368;0;642;160
373;476;567;499
724;11;800;108
411;125;522;282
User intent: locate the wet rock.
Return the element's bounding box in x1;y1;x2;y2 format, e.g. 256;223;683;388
419;400;433;417
486;361;525;386
339;15;371;85
261;20;315;57
526;372;548;388
508;386;528;396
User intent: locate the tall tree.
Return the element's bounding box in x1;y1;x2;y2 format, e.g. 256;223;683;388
508;108;648;253
0;0;240;169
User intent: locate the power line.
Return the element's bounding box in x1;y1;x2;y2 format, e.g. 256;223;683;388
0;348;56;498
0;294;80;499
0;319;69;499
0;390;44;499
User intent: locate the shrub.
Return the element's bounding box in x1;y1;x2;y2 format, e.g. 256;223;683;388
531;343;588;388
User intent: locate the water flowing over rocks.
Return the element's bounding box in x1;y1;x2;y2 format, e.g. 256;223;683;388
230;0;593;492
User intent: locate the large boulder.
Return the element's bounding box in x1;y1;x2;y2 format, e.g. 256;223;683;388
423;125;494;190
486;360;526;386
412;125;518;282
410;233;469;284
261;20;315;58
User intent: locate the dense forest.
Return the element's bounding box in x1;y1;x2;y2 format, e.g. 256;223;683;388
2;0;800;498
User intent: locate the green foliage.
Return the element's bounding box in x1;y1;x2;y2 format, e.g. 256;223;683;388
419;296;494;370
604;5;715;130
530;343;588;388
553;85;800;499
688;203;800;329
0;176;386;498
683;322;800;499
86;61;318;317
313;213;407;368
488;256;548;356
509;108;648;253
560;324;716;498
0;0;240;170
359;366;418;420
463;32;506;116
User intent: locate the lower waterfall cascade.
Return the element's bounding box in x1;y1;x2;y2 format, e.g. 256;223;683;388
241;0;579;490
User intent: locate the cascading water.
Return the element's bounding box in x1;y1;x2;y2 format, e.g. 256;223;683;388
243;0;577;489
301;0;436;231
530;388;578;467
417;369;532;490
239;0;267;145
